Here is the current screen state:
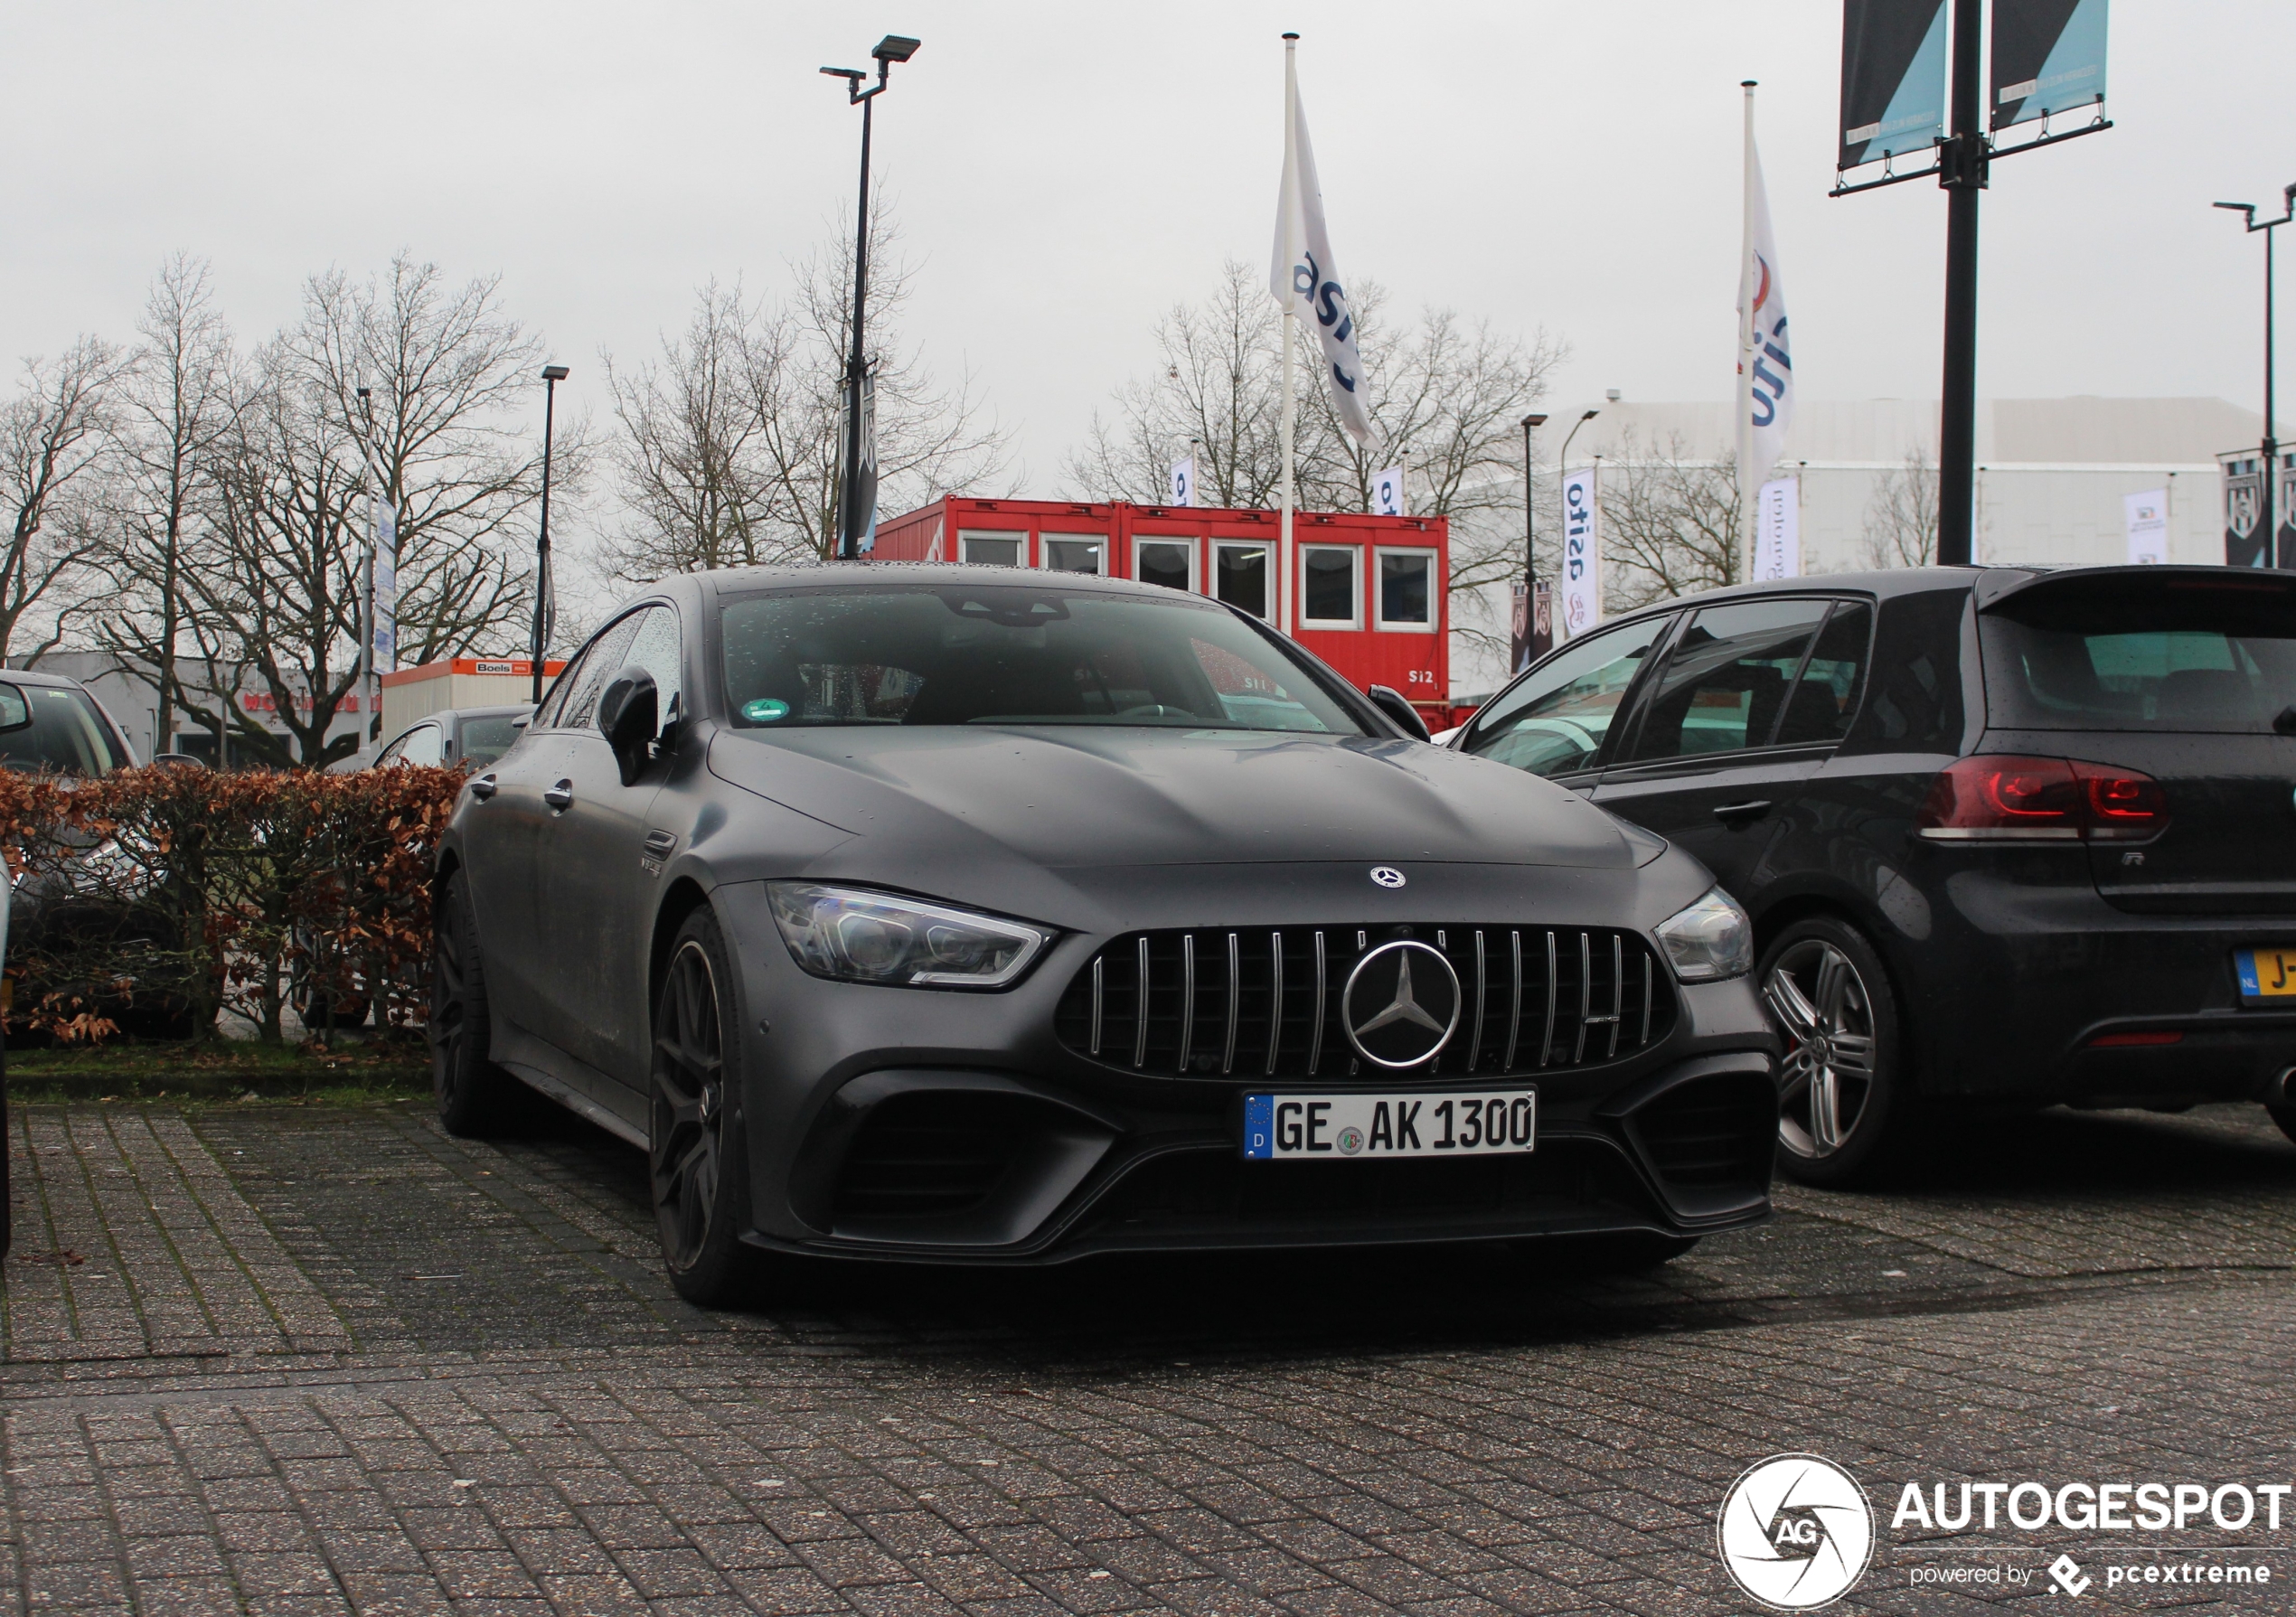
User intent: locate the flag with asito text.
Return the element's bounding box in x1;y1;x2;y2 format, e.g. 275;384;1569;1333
1270;86;1375;443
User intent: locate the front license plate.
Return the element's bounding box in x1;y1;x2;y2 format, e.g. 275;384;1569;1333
2236;946;2296;1001
1242;1090;1536;1161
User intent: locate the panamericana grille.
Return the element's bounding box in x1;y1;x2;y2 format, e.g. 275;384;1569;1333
1054;926;1672;1080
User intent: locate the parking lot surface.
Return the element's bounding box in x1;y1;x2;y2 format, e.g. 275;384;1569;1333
5;1098;2296;1615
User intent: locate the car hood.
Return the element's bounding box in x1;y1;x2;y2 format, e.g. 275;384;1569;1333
706;725;1643;872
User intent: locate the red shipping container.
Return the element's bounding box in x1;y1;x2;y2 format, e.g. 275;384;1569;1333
872;497;1450;724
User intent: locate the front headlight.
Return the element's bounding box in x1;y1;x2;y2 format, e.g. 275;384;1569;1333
766;882;1050;990
1654;886;1753;982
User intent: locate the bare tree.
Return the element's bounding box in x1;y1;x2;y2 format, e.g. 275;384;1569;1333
1062;260;1562;656
1600;430;1745;610
178;343;370;770
0;337;122;660
94;256;241;747
1061;260;1288;509
1862;447;1939;568
602;204;1011;582
292;252;566;678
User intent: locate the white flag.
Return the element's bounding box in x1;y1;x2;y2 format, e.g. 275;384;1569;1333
2124;489;2168;565
1169;456;1196;507
1270;86;1374;444
1558;466;1601;643
1755;478;1801;579
1371;465;1405;515
1736;133;1794;493
372;499;399;671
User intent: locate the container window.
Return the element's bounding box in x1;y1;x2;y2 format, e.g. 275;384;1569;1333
1135;540;1194;592
1301;546;1360;626
1214;543;1269;618
1377;550;1435;630
960;532;1025;567
1042;536;1105;575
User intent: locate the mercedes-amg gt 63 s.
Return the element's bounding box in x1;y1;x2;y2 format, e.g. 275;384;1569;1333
430;565;1779;1302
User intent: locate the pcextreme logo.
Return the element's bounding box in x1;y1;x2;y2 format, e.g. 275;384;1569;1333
1717;1453;1876;1610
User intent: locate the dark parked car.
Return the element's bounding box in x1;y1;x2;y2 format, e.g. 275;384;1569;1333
432;565;1780;1302
1452;564;2296;1183
341;705;533;774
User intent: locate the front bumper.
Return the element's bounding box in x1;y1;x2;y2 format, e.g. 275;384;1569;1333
715;880;1778;1264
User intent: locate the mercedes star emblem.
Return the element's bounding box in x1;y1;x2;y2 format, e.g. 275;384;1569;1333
1341;940;1463;1069
1369;866;1407;888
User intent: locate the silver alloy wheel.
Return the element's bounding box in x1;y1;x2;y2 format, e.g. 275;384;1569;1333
1763;939;1879;1160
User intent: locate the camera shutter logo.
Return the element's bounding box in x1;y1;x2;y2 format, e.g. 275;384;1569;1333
1717;1453;1874;1610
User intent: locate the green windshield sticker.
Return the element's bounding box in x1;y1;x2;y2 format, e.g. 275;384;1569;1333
742;698;791;723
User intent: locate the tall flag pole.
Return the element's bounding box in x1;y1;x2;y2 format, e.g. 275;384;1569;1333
1736;80;1794;579
1271;32;1375;635
1275;34;1300;634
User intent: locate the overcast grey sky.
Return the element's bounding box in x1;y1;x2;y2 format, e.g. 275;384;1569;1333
5;1;2291;509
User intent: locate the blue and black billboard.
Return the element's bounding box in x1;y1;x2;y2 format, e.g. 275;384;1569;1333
1839;0;1948;171
1990;0;2109;130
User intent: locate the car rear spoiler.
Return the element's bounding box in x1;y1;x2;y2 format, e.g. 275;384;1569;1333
1972;564;2296;614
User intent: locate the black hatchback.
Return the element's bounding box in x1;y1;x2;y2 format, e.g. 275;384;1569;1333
1451;565;2296;1183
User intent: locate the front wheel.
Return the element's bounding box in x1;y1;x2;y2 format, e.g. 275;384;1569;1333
1761;917;1910;1187
649;907;757;1307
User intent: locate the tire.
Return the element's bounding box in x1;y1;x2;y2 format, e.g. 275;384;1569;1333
648;907;757;1307
2268;1105;2296;1148
1760;916;1910;1187
428;872;521;1137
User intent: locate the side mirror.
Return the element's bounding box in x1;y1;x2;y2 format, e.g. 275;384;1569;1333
1365;684;1432;743
597;665;659;785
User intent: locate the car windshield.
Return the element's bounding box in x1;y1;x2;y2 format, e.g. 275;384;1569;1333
720;583;1365;734
459;715;525;768
1980;574;2296;733
0;683;126;776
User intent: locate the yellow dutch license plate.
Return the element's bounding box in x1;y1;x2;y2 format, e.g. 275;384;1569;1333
2235;948;2296;1001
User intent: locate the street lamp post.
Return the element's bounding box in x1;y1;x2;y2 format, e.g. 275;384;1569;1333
2216;186;2296;569
1557;407;1601;475
532;365;569;705
822;34;920;562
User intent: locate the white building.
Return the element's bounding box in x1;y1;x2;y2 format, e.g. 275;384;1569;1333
8;653;369;766
1447;396;2272;700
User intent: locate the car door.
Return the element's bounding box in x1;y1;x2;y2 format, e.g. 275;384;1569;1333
532;603;681;1095
1454;613;1677;795
462;623;632;1041
1594;597;1872;904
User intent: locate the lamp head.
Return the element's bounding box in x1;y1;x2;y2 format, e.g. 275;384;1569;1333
1582;409;1601;421
1522;413;1548;428
873;34;920;62
541;364;569;382
2216;201;2258;223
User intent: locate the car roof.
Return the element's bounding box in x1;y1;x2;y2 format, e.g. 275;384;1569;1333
0;668;94;691
439;704;533;721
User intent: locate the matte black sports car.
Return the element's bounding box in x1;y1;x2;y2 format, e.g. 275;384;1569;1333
431;565;1779;1302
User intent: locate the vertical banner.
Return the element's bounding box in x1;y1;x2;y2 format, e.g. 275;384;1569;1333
1559;466;1601;644
1168;457;1196;507
1991;0;2108;130
1839;0;1949;171
1508;581;1555;672
2279;454;2296;569
1371;466;1405;515
2122;488;2167;565
1531;579;1553;663
1755;478;1801;580
372;500;398;671
2221;452;2267;569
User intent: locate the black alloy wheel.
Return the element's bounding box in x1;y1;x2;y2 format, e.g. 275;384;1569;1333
649;908;756;1305
1760;916;1908;1186
429;873;520;1136
2267;1105;2296;1149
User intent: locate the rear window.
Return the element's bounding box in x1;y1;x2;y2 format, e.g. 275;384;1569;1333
1980;577;2296;733
459;716;524;769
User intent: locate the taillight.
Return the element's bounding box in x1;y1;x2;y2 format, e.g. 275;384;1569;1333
1917;755;2169;842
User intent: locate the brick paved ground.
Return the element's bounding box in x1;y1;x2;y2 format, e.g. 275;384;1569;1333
6;1097;2296;1615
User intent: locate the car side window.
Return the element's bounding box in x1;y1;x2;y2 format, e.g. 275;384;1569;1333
385;724;444;767
1619;599;1831;764
560;614;647;733
1774;603;1874;747
623;605;683;722
1460;615;1672;779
